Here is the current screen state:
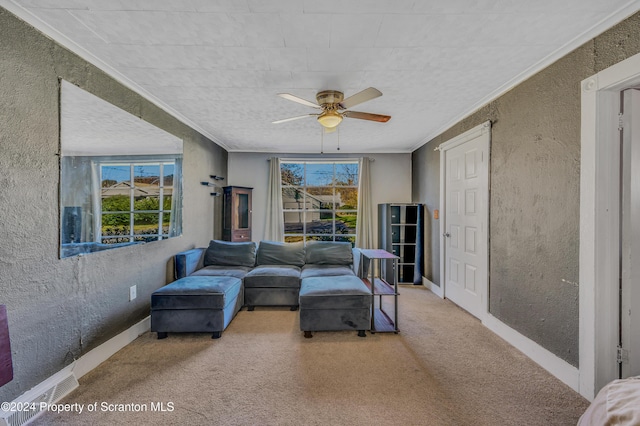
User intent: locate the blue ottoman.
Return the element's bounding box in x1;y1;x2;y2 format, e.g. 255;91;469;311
299;275;372;338
151;276;243;339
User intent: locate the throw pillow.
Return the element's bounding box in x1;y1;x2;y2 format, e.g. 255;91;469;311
256;241;305;267
305;241;353;265
203;240;256;267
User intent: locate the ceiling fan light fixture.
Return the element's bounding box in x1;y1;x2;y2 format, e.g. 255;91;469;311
276;87;390;129
317;110;343;128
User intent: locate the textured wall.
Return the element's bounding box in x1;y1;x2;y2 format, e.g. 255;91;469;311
0;8;227;402
411;145;440;284
411;12;640;367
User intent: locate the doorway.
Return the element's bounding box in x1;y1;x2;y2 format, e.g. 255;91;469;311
438;121;490;320
580;51;640;400
620;88;640;380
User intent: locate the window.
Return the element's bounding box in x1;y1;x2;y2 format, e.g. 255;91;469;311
281;161;358;245
100;160;179;244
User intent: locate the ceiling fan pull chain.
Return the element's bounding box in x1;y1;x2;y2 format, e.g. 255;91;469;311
337;126;340;151
320;127;324;154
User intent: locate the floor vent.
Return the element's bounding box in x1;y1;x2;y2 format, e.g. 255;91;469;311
0;371;79;426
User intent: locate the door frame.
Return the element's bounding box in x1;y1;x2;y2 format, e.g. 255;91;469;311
438;121;491;321
580;51;640;400
620;88;640;380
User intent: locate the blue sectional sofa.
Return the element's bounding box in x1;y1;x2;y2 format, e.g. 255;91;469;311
151;240;371;339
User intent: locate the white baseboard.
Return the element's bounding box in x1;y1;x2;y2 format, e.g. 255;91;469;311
73;316;150;379
0;368;78;426
423;276;444;298
1;316;150;426
483;313;580;393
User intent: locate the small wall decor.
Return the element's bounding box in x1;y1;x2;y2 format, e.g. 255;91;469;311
202;176;225;196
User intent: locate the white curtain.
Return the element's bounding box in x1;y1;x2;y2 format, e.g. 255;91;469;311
265;157;284;241
90;160;102;243
169;157;183;238
356;157;373;249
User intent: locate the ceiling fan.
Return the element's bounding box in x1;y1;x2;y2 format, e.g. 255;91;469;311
273;87;391;130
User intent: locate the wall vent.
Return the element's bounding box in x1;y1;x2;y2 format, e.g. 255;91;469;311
0;371;78;426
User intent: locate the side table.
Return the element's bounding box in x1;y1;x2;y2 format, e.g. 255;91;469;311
359;249;399;333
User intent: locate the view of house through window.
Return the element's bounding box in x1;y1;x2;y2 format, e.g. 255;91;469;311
281;160;358;245
100;161;175;244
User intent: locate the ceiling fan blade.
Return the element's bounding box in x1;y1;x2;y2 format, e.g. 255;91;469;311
272;114;317;124
339;87;382;109
343;110;391;123
277;93;320;109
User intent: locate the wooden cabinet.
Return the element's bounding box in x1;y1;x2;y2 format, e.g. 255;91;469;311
223;186;252;242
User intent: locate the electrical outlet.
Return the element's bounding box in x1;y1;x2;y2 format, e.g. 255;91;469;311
129;285;137;301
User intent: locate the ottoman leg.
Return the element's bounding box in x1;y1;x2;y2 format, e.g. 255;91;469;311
157;332;168;340
304;331;313;338
290;305;299;311
211;331;222;339
358;330;366;338
247;306;255;311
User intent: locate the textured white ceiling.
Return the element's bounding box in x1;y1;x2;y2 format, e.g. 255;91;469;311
61;80;183;156
5;0;640;153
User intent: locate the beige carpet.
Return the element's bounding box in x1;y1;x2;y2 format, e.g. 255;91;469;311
33;286;589;425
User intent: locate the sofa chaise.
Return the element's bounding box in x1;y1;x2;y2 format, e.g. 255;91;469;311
150;240;372;339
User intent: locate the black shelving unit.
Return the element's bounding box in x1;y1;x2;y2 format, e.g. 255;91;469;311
359;249;399;333
378;203;425;285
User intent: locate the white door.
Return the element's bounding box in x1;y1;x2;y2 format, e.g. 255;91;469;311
620;88;640;378
440;123;490;319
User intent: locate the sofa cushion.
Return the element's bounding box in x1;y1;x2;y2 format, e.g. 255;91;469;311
244;265;301;289
190;265;251;279
301;264;355;279
256;241;305;267
203;240;256;267
151;276;242;310
305;241;353;265
299;275;371;309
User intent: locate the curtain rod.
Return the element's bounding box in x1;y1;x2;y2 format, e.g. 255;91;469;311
269;157;374;162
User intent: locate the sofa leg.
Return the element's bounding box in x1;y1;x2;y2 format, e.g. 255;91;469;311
247;306;255;311
157;332;168;340
357;330;366;338
290;305;299;311
304;331;313;338
211;331;221;339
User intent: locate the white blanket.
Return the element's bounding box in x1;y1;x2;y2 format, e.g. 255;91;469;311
579;376;640;426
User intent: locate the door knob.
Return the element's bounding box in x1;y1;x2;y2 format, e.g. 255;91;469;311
443;232;450;238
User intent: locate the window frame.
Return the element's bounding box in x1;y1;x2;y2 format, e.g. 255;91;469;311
281;160;359;245
97;157;180;244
